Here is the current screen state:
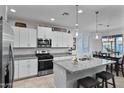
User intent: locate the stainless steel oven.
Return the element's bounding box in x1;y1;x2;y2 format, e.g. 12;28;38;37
36;52;53;76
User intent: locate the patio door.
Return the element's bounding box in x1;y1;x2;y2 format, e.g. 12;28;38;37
102;34;123;55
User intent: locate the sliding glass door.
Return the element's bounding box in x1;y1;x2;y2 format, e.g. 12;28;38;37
115;36;123;54
102;34;123;55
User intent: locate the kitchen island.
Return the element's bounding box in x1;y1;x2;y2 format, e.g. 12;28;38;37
53;58;116;88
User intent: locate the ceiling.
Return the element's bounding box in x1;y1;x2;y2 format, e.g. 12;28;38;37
7;5;124;32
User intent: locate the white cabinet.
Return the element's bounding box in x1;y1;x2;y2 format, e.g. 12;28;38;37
12;27;37;48
57;32;63;47
38;27;52;39
14;60;19;80
62;33;73;47
63;33;68;47
20;28;29;47
18;60;29;78
37;26;73;48
18;58;38;79
67;34;73;47
29;29;37;47
38;27;46;38
29;59;38;76
12;27;20;47
51;31;58;47
51;32;73;47
45;28;52;39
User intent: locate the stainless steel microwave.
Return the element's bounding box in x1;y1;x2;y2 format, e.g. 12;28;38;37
37;38;52;48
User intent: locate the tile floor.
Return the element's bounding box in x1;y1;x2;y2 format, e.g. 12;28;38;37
13;74;124;88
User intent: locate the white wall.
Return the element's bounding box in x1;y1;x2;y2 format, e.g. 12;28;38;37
89;32;102;52
76;31;104;57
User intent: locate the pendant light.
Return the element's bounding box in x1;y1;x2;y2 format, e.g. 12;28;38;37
107;25;112;42
95;11;99;39
75;5;79;37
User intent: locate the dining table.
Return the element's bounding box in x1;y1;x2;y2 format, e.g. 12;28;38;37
93;53;122;76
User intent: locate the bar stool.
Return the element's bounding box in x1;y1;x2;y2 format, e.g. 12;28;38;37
77;76;100;88
96;71;116;88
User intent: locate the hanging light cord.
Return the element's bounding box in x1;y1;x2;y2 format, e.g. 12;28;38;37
96;11;99;34
76;5;79;29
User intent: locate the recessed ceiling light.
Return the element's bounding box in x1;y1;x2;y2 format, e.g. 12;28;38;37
78;10;83;13
75;24;79;26
10;9;16;13
50;18;55;21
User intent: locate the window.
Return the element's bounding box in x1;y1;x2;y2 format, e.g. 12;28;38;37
102;34;123;55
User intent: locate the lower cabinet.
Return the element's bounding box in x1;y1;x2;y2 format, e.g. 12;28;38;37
14;60;19;80
14;58;38;80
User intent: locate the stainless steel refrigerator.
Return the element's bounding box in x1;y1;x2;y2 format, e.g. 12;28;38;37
0;9;15;88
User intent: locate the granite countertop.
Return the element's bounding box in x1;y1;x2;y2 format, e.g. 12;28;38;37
53;58;116;73
52;53;74;57
14;54;37;60
14;53;75;60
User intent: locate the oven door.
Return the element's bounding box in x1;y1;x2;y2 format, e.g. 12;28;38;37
45;60;53;70
38;60;45;71
38;59;53;71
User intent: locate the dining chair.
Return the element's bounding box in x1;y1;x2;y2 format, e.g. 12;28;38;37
117;55;124;77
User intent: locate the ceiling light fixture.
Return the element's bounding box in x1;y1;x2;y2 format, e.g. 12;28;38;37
95;11;99;39
50;18;55;21
78;10;83;14
75;24;79;26
10;9;16;13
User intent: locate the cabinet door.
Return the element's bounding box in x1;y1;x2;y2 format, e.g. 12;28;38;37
29;59;38;76
63;33;68;47
51;31;58;47
20;28;29;47
38;27;47;39
29;29;36;47
45;28;52;39
18;60;29;78
68;34;73;47
12;27;20;47
14;60;19;80
57;32;63;47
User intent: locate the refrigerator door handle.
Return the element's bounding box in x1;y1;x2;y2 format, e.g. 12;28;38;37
9;44;14;88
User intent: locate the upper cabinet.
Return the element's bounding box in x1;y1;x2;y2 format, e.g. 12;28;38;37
12;26;73;48
37;26;73;48
12;26;37;48
38;27;52;39
51;31;58;47
29;29;37;47
57;32;63;47
20;28;29;47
